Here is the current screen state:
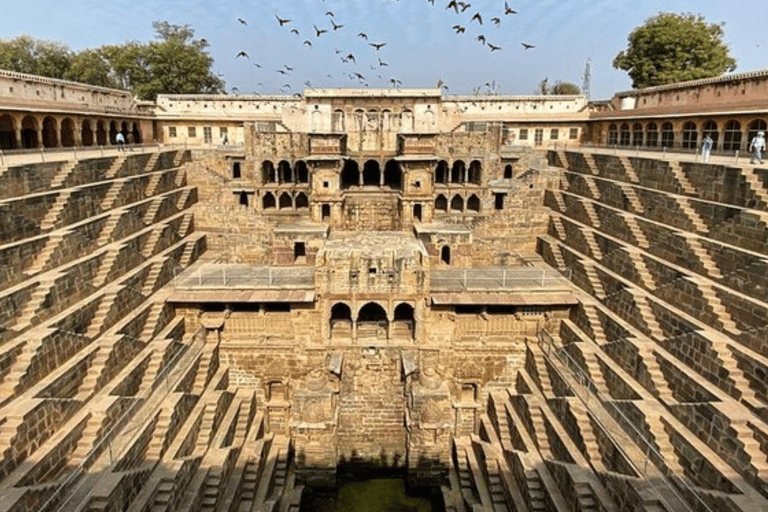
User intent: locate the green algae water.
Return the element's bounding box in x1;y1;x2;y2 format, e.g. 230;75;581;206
301;478;436;512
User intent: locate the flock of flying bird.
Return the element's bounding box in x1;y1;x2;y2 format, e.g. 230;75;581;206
231;0;534;94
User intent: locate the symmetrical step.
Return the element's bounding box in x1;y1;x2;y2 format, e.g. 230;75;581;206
93;245;123;288
551;215;567;240
619;183;644;214
568;400;605;470
643;412;686;476
39;189;74;231
553;191;567;212
527;401;553;459
679;232;723;279
622;213;650;248
618;156;640;183
105;154;127;179
145;197;164;224
633;340;676;404
582;304;608;345
583;153;599;175
582;199;601;228
48;161;77;189
24;229;70;276
627;289;664;340
17;273;61;326
583;260;606;300
668;161;697;195
583;175;602;200
86;291;119;338
584;230;603;260
625;246;656;290
691;278;741;335
708;334;760;407
674;196;708;233
101;179;126;210
741;168;768;207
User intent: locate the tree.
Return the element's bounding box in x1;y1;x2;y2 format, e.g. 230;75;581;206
537;78;581;95
65;48;116;88
613;12;736;88
0;35;72;78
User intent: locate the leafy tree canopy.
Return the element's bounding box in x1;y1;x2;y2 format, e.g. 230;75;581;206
537;78;581;95
613;12;736;89
0;21;225;100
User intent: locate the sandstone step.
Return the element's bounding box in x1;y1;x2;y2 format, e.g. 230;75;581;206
582;199;601;228
622;213;650;248
674;196;708;233
619;184;644;214
678;232;723;280
668;161;697;196
741;168;768;208
39;189;74;231
49;161;78;189
619;156;640;183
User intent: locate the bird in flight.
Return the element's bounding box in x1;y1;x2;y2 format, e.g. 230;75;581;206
284;64;294;71
521;42;535;49
491;17;500;25
476;35;485;45
304;40;312;47
504;1;517;14
458;2;471;12
488;43;501;51
236;51;249;59
370;42;387;51
275;15;291;26
331;20;343;31
314;24;328;36
346;53;356;63
389;78;402;87
453;25;465;33
325;11;334;17
378;58;388;67
253;62;262;68
276;69;288;75
446;0;459;13
471;12;482;24
291;28;300;35
238;18;247;25
358;32;368;40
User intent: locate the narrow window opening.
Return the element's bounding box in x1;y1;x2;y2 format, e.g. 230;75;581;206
494;193;506;210
232;161;242;179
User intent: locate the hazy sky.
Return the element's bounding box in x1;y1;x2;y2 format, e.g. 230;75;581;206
2;0;765;98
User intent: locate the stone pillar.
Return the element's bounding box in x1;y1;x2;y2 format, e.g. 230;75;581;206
14;128;22;149
36;127;44;148
54;118;62;147
358;170;363;187
379;169;384;187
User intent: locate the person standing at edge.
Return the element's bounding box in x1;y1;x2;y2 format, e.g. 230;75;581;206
116;131;126;151
701;133;713;163
749;131;765;164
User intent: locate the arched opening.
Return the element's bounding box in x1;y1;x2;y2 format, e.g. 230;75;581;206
278;160;293;183
363;160;380;186
81;120;94;147
279;192;293;209
295;161;309;183
468;160;482;184
401;109;413;133
646;122;658;147
619;123;630;146
383;160;402;189
723;120;742;151
60;118;75;147
435;160;449;184
21;115;38;148
357;302;388;340
295;192;309;209
341;160;360;189
632;123;643;146
366;110;379;131
354;109;365;132
441;246;451;265
661;122;674;148
262;161;276;183
413;203;422;222
392;303;415;339
504;164;513;179
262;192;276;209
435;194;447;212
747;119;767;147
311;110;322;132
239;192;249;207
702;120;718;150
132;123;142;144
607;123;618;145
381;109;392;131
450;194;464;212
0;115;16;150
321;203;331;221
332;109;345;133
330;303;352;339
467;194;480;212
120;121;129;143
451;160;466;183
109;121;118;144
42;116;58;148
682;121;697;149
96;120;107;146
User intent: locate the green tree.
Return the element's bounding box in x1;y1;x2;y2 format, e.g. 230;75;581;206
0;35;72;78
65;48;116;88
613;12;736;88
537;78;581;95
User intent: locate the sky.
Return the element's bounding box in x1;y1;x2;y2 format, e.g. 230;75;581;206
1;0;766;99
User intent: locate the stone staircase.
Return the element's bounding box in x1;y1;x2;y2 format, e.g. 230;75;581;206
728;415;768;483
531;349;555;397
742;168;768;208
693;278;741;334
105;154;127;179
485;457;511;511
582;304;608;345
142;260;163;297
146;407;174;460
622;213;650;248
180;234;204;266
668;161;697;195
627;290;664;340
679;232;723;280
24;229;69;276
68;410;106;465
707;334;759;406
553;191;567;212
96;210;123;246
17;274;60;327
583;199;601;228
142;225;165;258
583;153;599;175
178;213;193;238
583;260;606;300
625;246;656;290
583;175;602;200
524;467;547;511
568;400;605;471
86;291;119;338
634;341;676;404
527;402;553;459
194;402;218;456
584;230;604;261
93;245;123;288
48;161;77;189
39;189;73;231
643;413;686;475
551;215;567;240
579;345;609;394
75;346;110;400
573;481;599;512
140;302;165;342
146;172;164;197
619;184;644;214
145;152;161;172
674;196;709;233
101;179;126;210
138;347;168;394
176;188;193;210
619;156;640;183
144;197;164;225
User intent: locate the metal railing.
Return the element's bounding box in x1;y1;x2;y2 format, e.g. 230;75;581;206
430;267;571;291
538;328;714;512
174;265;315;289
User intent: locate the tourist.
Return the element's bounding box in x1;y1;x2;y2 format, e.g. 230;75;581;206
116;131;126;151
749;131;765;164
701;134;713;163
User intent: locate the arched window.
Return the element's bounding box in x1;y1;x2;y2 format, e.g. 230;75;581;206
413;204;422;221
239;192;249;207
468;160;482;184
661;122;674;148
332;109;345;132
262;161;276;183
607;123;618;145
109;121;118;144
0;115;17;150
330;303;352;338
435;195;447;212
702;120;718;150
441;246;451;265
132;123;142;144
381;109;392;131
279;192;292;209
21;115;39;148
42;116;58;148
363;160;380;186
504;164;513;179
467;194;480;212
341;160;360;189
393;303;415;339
357;302;388;339
619;123;630;146
435;161;449;184
278;160;293;182
262;192;276;209
295;192;309;209
60;118;75;147
295;161;309;183
311;109;323;132
682;121;697;149
384;160;402;189
450;194;464;212
401;109;413;133
632;123;643;147
645;123;658;147
355;109;365;132
451;160;466;183
81;120;94;147
96;120;107;146
747;119;767;147
723;120;742;151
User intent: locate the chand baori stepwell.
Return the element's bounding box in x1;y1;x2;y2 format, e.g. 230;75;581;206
3;65;768;512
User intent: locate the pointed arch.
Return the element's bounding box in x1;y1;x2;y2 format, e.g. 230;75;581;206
0;114;17;150
450;194;464;212
279;192;293;209
81;120;94;146
262;192;276;209
435;194;447;212
467;194;480;212
295;192;309;209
